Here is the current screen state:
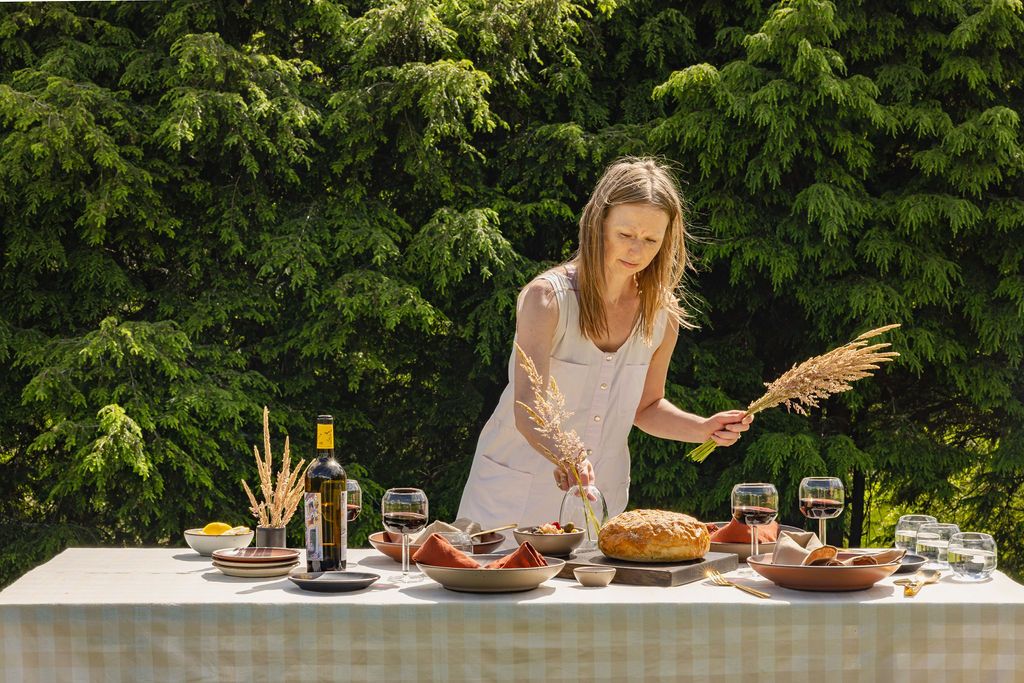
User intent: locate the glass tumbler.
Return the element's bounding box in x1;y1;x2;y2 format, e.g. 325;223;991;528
437;531;475;554
948;532;997;581
894;514;938;551
916;522;960;569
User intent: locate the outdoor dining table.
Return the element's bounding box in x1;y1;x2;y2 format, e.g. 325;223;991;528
2;547;1022;682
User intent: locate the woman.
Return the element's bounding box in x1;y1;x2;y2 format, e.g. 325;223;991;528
458;157;752;534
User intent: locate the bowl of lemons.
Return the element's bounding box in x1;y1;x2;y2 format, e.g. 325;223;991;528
184;522;254;556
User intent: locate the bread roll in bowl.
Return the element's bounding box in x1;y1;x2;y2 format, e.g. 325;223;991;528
598;509;710;562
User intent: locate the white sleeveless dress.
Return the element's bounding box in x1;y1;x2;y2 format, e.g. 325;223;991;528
457;269;668;538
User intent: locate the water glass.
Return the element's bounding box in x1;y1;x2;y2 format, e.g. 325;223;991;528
916;523;960;568
437;531;474;554
948;532;997;581
894;514;937;550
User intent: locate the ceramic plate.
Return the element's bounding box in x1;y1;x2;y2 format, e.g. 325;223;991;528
212;547;300;564
747;552;901;591
213;561;298;578
416;554;565;593
895;553;927;574
368;531;505;563
288;570;380;593
512;528;584;556
708;523;804;561
212;557;301;570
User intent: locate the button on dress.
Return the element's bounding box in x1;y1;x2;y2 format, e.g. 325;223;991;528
457;269;668;539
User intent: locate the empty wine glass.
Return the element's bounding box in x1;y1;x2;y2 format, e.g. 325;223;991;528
731;483;778;577
798;477;844;546
347;479;362;523
381;488;428;583
894;514;937;551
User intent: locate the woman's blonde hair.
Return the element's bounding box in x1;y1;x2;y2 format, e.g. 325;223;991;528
572;157;694;345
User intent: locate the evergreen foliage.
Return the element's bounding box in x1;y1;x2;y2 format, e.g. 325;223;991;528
1;0;1021;587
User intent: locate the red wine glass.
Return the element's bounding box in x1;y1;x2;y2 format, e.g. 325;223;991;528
731;483;778;577
798;477;844;546
381;488;428;583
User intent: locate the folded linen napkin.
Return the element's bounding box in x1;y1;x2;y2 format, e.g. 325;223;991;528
484;542;547;569
709;518;780;544
771;530;824;565
411;533;480;568
451;518;484;535
407;520;462;545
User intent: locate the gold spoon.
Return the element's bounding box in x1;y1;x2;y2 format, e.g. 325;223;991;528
894;569;941;596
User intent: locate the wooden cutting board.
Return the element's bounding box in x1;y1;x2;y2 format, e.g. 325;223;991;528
557;549;738;587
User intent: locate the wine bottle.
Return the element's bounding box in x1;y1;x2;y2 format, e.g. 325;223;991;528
304;415;347;571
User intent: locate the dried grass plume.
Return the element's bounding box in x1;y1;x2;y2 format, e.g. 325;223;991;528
241;406;308;527
690;324;901;462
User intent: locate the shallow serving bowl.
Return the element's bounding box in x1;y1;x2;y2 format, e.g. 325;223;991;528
416;554;565;593
184;528;254;556
747;552;902;592
368;531;505;562
512;528;585;556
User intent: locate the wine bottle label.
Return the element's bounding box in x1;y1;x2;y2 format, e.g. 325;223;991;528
316;423;334;449
304;492;323;561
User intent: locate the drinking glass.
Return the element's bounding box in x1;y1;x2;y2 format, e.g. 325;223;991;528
346;479;362;523
798;477;844;546
916;522;960;569
948;532;997;581
438;531;475;553
731;483;778;576
381;488;428;583
894;514;937;551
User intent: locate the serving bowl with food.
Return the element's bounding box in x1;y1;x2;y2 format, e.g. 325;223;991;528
513;522;585;556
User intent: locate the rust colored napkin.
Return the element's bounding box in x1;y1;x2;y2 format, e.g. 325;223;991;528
485;542;548;569
709;518;780;544
411;533;479;568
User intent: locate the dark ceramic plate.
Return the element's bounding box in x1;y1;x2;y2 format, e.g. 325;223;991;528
288;570;380;593
895;553;927;574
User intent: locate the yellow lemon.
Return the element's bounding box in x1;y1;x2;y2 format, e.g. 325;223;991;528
202;522;233;535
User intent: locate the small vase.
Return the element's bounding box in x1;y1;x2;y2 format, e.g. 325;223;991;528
559;485;608;550
256;526;287;548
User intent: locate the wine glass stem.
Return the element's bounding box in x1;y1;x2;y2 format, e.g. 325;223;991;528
819;518;827;546
750;524;759;560
401;533;409;577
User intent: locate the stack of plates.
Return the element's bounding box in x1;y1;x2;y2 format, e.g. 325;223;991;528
211;547;300;577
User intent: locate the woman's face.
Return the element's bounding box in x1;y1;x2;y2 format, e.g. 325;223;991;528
602;202;670;278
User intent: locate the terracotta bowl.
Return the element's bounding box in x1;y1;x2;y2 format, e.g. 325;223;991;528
368;531;505;562
708;523;804;562
747;552;901;591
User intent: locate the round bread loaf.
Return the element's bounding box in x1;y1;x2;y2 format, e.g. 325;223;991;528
598;509;710;562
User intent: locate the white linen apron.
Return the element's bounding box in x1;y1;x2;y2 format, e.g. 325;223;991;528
457;270;667;539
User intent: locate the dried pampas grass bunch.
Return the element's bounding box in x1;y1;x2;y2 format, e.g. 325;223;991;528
241;406;308;527
689;324;901;463
514;344;600;533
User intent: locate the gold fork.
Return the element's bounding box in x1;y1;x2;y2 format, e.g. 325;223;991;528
706;569;771;599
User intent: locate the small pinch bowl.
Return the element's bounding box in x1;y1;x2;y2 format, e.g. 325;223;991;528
184;528;254;556
512;528;585;556
573;566;616;587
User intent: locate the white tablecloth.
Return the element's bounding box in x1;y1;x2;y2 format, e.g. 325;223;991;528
2;548;1022;682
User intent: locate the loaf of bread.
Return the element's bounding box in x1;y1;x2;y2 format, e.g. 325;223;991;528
598;509;710;562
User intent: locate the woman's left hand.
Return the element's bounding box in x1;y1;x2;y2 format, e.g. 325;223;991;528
702;410;754;447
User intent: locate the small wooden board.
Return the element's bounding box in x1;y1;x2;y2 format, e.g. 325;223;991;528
557;549;738;587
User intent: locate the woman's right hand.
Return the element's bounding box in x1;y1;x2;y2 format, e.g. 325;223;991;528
553;459;595;491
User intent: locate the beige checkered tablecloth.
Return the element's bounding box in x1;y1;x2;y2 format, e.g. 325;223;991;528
2;548;1022;682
